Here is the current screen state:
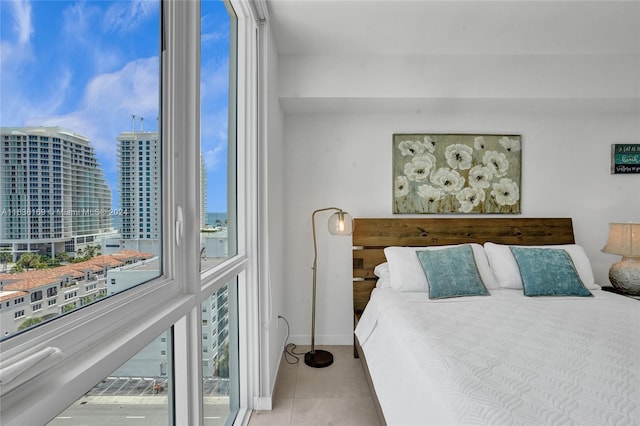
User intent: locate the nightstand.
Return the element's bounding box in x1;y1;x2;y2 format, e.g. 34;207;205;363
601;286;640;300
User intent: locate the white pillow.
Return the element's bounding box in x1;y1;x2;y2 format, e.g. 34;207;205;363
484;242;600;290
373;262;392;288
383;243;499;292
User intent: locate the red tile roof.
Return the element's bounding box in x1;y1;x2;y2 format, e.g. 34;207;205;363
0;290;28;303
0;250;154;295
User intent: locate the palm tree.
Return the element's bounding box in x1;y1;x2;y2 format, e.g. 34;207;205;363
17;253;35;271
0;250;11;272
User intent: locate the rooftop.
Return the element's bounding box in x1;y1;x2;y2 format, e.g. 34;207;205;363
0;250;154;295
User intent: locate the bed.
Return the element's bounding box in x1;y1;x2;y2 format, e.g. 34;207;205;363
352;218;640;426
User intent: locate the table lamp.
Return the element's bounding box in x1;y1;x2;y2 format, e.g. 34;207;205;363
305;207;353;368
602;222;640;295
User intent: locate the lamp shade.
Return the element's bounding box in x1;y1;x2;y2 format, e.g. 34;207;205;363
602;223;640;257
327;210;353;236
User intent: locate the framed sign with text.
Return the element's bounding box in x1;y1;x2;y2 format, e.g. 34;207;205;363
611;144;640;174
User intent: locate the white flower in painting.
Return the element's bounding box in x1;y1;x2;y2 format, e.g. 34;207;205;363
491;178;520;206
473;136;486;150
423;135;436;153
483;150;509;178
445;144;474;170
395;176;410;197
430;167;465;193
416;184;445;203
404;154;436;182
499;136;521;153
468;165;493;189
398;139;426;156
456;187;486;213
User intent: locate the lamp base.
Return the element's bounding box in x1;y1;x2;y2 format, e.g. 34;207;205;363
609;257;640;296
304;349;333;368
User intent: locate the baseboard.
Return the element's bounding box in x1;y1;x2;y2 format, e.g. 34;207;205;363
254;330;287;412
253;395;273;411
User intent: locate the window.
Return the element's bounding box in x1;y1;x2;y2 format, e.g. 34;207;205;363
201;281;239;425
31;291;42;303
0;0;162;340
200;0;237;271
0;1;258;425
49;330;172;425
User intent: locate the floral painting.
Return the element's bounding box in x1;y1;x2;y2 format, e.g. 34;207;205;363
393;134;521;214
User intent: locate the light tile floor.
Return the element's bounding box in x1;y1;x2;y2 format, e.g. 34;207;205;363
248;345;381;426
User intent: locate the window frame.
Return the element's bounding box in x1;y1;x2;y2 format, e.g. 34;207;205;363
0;2;261;425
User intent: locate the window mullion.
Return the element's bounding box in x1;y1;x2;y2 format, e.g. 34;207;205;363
164;0;203;424
173;308;204;426
163;0;200;293
230;2;261;421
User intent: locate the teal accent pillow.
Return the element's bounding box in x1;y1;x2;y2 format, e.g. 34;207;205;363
417;245;490;300
509;247;593;297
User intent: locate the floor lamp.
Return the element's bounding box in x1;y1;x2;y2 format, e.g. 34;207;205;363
305;207;354;368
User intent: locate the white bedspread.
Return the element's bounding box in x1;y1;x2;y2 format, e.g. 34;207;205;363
355;288;640;426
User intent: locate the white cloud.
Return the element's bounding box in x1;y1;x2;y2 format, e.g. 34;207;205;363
61;2;124;75
201;105;229;173
201;55;230;100
24;56;160;181
0;0;33;67
204;143;226;172
103;0;158;33
84;57;159;112
63;2;90;39
44;67;73;115
12;0;33;45
202;31;226;44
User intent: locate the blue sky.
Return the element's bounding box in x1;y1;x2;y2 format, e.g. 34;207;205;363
0;0;231;213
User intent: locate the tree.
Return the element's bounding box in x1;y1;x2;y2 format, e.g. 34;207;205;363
61;303;77;313
41;255;59;267
17;253;35;271
55;253;71;264
0;249;11;272
214;342;230;378
18;317;43;331
30;257;47;270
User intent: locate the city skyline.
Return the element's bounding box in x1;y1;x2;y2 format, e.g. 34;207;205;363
0;0;231;213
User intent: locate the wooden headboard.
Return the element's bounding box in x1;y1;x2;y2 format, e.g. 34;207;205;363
352;217;575;320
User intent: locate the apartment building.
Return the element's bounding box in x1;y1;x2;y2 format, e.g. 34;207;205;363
116;131;161;241
0;127;114;261
0;250;153;337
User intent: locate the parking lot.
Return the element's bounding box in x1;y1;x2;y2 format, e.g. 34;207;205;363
88;377;229;397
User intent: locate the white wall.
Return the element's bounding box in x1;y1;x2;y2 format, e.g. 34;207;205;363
278;55;640;346
260;21;287;405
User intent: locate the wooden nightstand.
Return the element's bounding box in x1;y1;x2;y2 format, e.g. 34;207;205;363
601;286;640;300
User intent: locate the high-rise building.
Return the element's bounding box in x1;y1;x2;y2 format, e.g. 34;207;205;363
0;127;113;260
200;153;207;230
117;131;160;240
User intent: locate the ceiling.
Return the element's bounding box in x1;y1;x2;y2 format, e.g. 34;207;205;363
266;0;640;56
